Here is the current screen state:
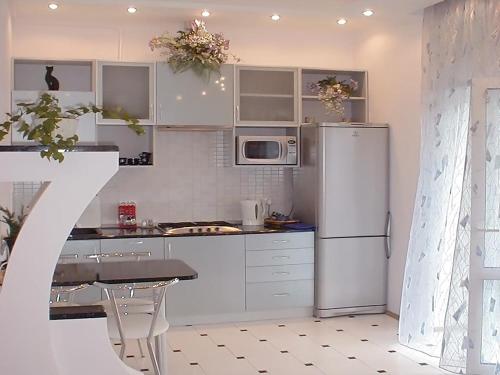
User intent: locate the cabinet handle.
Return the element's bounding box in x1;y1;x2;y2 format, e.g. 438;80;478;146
273;272;290;276
273;293;290;297
167;243;172;259
272;256;291;260
272;240;290;244
59;254;78;260
86;251;151;260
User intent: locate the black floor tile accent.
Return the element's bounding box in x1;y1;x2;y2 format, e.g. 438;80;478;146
236;356;245;360
299;334;307;337
173;349;182;353
200;333;208;336
314;320;321;323
278;324;286;327
321;344;330;347
114;343;121;346
258;370;268;373
185;324;193;327
140;369;149;372
190;362;198;366
388;350;397;353
348;356;356;360
419;362;429;366
240;329;248;332
280;350;289;353
259;339;267;342
361;339;369;342
371;324;379;327
305;363;314;366
217;344;225;347
348;315;356;318
377;371;387;373
336;329;344;332
126;355;135;358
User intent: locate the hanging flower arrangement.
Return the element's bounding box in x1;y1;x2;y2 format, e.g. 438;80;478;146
310;76;358;115
149;19;240;79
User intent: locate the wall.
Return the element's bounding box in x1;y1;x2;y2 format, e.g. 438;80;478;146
354;19;423;314
0;0;12;240
10;11;423;313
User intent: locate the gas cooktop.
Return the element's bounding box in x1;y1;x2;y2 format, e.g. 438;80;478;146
157;221;241;235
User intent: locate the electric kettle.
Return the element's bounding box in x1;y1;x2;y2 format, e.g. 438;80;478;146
241;200;265;226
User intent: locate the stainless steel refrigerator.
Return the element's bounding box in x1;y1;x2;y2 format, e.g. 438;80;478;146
294;123;390;317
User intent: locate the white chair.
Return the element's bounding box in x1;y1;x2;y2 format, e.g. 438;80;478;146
94;278;179;375
50;283;89;307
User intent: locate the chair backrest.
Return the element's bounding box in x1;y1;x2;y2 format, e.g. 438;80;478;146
50;283;89;304
87;251;152;263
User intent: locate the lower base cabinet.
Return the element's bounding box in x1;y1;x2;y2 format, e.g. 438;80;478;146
246;280;314;311
165;236;246;318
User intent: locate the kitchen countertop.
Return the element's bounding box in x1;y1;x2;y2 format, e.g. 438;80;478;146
68;224;314;240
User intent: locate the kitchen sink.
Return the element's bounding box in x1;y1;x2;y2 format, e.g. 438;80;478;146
164;225;242;235
69;227;101;237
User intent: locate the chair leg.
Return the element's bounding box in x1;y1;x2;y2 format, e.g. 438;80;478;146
137;338;145;358
147;337;161;375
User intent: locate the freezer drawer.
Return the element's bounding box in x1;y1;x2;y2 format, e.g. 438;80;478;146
315;237;387;315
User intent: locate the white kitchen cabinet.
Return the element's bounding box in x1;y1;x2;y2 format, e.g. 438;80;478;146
246;280;314;311
11;91;96;144
165;236;246;317
156;63;234;126
96;61;155;125
236;66;299;126
55;240;101;304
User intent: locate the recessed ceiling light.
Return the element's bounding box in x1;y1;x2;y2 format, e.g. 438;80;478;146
271;14;280;21
48;3;58;10
362;9;374;17
201;9;210;17
127;7;137;14
337;18;347;25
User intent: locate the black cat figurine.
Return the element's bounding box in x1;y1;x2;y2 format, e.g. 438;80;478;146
45;66;60;91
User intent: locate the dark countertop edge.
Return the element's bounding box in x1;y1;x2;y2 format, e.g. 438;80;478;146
0;145;119;152
50;305;107;320
53;274;198;287
68;227;315;241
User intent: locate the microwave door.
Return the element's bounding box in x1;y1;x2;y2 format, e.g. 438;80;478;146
241;140;281;164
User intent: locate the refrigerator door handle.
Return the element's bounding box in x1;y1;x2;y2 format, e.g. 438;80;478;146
385;211;392;259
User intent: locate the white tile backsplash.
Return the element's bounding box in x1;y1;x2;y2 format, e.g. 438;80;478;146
98;130;294;225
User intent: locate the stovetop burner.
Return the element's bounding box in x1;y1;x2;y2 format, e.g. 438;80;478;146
157;221;236;229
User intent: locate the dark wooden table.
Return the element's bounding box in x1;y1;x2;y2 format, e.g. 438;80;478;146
52;259;198;286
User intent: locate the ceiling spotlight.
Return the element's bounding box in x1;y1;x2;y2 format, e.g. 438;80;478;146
337;18;347;25
127;7;137;14
362;9;374;17
201;9;210;17
48;3;58;10
271;14;280;21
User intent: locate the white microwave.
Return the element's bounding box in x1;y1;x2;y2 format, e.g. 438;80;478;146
236;135;297;165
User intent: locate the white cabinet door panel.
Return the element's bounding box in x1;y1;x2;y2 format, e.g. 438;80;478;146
166;236;245;317
246;280;313;310
246;264;314;283
246;232;314;251
246;248;314;267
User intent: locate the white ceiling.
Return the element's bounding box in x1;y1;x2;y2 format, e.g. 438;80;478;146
9;0;443;30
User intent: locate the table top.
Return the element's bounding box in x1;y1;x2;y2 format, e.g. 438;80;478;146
52;259;198;287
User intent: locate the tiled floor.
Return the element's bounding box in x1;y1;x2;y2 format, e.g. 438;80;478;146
120;314;449;375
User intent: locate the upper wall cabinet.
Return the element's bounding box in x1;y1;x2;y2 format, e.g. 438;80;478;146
11;59;96;144
157;63;234;127
96;62;156;125
236;66;299;127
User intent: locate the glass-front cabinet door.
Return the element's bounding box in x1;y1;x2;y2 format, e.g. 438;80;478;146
236;66;299;127
96;61;155;125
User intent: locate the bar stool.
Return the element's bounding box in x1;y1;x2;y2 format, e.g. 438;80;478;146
94;278;178;375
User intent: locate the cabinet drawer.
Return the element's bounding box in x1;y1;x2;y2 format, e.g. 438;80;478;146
60;240;100;264
246;248;314;266
246;280;314;310
99;238;164;260
246;232;314;251
246;264;314;283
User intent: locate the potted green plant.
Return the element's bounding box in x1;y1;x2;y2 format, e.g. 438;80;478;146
0;93;144;162
0;206;27;253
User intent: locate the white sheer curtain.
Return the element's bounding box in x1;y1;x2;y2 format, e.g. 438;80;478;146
400;0;500;373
